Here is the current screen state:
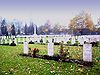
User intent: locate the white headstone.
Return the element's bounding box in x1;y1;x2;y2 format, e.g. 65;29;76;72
18;37;20;43
30;37;33;42
56;37;59;43
48;38;52;43
71;36;75;44
9;39;12;44
4;36;6;39
57;37;61;43
7;39;9;43
48;43;54;56
1;38;3;44
63;38;67;44
24;41;29;55
37;37;40;43
26;37;29;42
54;37;56;42
97;36;100;41
78;37;84;45
83;44;92;62
15;38;17;44
5;39;7;44
43;37;46;43
84;37;89;43
32;37;35;42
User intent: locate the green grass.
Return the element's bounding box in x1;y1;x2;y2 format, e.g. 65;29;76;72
0;44;100;75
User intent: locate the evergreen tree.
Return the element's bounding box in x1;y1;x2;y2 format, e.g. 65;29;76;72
1;19;7;35
24;24;28;35
17;28;20;35
11;24;16;35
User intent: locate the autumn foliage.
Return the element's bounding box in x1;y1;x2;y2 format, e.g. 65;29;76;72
69;12;94;31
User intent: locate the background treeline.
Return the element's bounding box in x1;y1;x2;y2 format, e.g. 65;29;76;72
0;12;100;36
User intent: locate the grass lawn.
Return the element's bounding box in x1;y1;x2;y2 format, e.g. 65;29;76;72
0;44;100;75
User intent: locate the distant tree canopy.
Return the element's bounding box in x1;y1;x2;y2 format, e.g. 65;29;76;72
69;12;94;31
0;12;100;36
24;23;38;35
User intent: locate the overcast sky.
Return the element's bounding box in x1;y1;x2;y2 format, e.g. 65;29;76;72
0;0;100;26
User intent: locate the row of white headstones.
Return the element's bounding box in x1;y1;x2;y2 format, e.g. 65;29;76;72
0;35;100;62
23;35;100;62
0;35;100;45
24;41;92;62
24;37;54;55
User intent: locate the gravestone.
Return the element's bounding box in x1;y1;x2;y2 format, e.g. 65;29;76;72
15;38;17;44
23;38;25;43
83;44;92;62
37;37;40;43
78;36;84;45
48;38;52;43
54;37;57;43
9;39;12;44
32;37;35;42
71;36;75;44
97;37;100;41
48;43;54;56
30;37;33;42
34;36;37;42
5;39;8;44
4;36;6;39
26;37;29;42
56;37;58;43
7;39;9;44
57;37;61;43
24;41;29;55
43;37;46;43
2;38;5;44
1;38;3;44
18;37;20;43
64;38;67;44
84;37;89;43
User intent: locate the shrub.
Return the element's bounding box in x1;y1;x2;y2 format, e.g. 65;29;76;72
10;41;16;46
46;40;49;43
74;40;80;46
32;48;39;57
95;41;100;47
40;39;43;43
0;43;9;46
43;55;52;60
67;41;71;46
29;41;34;44
90;42;96;47
54;42;60;45
90;41;100;47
